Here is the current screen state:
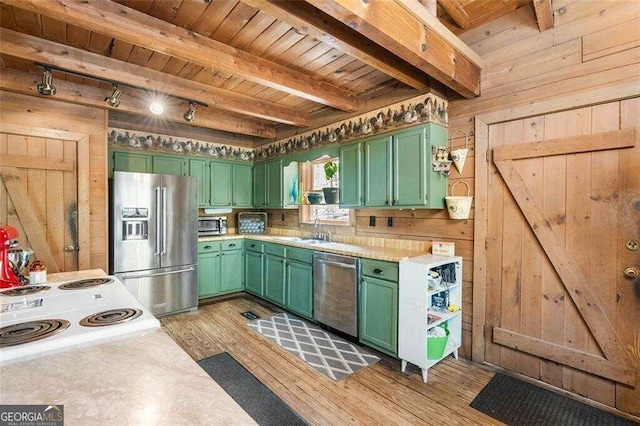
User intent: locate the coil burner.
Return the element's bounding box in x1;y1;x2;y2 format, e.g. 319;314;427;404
0;285;51;297
59;278;114;290
0;319;70;347
79;308;143;327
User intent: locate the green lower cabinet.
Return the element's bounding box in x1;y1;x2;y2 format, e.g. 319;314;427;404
198;251;221;298
245;250;264;296
264;254;286;305
285;260;313;319
359;275;398;356
220;250;244;293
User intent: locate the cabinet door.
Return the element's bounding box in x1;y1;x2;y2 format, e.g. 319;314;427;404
113;151;152;174
339;142;363;208
360;276;398;356
153;155;186;176
264;254;285;305
209;162;232;207
392;127;427;206
364;136;393;207
245;250;264;296
253;163;267;208
220;250;244;293
198;251;220;298
266;160;282;208
189;159;209;207
286;260;313;319
232;164;253;208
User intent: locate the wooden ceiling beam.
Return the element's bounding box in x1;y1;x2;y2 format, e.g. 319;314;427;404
4;0;357;112
0;28;309;127
241;0;431;90
533;0;554;32
438;0;470;29
306;0;481;98
0;67;276;138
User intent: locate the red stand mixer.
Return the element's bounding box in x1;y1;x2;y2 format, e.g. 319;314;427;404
0;225;33;288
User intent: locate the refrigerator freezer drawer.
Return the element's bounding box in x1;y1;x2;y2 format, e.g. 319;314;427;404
117;265;198;316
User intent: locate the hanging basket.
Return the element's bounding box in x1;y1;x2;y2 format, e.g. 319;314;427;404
445;181;472;220
448;130;470;174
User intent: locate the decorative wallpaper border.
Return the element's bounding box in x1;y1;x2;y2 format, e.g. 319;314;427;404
107;92;448;163
254;92;448;161
107;128;255;162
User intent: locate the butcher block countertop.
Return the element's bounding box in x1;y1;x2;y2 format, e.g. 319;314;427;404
199;234;427;262
0;270;256;426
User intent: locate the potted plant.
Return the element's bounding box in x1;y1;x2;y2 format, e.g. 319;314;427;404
322;161;339;204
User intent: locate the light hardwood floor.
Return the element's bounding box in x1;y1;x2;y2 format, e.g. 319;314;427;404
161;295;499;425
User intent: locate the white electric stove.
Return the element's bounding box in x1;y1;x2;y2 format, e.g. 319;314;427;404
0;275;160;364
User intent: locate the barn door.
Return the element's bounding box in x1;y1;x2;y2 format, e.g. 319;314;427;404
483;99;639;415
0;124;90;272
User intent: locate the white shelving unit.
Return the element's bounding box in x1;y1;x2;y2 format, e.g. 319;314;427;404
398;254;463;382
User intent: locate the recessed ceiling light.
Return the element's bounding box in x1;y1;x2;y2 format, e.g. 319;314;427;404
149;101;164;115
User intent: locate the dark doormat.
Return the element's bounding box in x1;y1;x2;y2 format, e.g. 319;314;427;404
198;352;307;426
470;373;638;425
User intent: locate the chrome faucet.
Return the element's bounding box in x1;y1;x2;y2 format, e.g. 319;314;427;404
313;217;321;240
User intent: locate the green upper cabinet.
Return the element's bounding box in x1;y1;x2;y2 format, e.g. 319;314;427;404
338;142;363;208
209;162;232;207
112;151;152;175
153;154;187;176
359;123;447;209
189;159;209;207
232;164;253;208
253;162;267;208
253;159;289;209
364;135;393;207
266;160;283;208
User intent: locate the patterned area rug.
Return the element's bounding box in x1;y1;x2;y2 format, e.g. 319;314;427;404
247;313;380;381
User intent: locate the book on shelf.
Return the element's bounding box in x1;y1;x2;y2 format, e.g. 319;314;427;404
431;291;448;309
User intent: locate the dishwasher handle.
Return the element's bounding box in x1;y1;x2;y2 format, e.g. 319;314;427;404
315;258;357;269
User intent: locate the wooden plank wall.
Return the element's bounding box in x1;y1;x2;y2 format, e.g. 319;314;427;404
0;90;109;271
269;0;640;360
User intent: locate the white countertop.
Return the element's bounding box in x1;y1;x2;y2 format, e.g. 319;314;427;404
0;270;256;425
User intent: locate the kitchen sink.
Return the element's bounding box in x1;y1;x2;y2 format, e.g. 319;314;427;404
273;236;328;244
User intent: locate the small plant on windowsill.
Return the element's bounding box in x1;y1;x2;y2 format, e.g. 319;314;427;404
322;161;339;204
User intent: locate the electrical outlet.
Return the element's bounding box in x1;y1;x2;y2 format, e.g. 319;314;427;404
369;216;376;226
387;217;393;227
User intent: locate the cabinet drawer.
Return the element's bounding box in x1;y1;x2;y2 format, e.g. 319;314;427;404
265;243;286;257
287;247;313;264
221;239;244;251
361;259;398;282
198;241;221;253
246;240;264;253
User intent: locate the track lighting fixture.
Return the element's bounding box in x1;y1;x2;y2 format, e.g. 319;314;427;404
183;102;196;123
37;69;56;96
105;85;122;108
33;64;207;116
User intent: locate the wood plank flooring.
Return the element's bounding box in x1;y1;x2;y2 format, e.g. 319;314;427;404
160;296;499;425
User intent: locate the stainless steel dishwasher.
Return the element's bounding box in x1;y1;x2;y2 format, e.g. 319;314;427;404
313;252;360;338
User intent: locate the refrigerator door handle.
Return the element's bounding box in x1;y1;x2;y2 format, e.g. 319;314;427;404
154;187;161;256
161;186;167;255
121;266;196;280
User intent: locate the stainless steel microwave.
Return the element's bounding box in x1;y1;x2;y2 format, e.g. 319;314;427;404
198;216;227;236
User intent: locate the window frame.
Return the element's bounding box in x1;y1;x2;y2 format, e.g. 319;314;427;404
298;157;353;226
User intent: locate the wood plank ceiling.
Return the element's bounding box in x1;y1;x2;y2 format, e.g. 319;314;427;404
0;0;531;145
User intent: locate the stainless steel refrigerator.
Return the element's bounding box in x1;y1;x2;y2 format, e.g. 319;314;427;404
110;171;198;316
